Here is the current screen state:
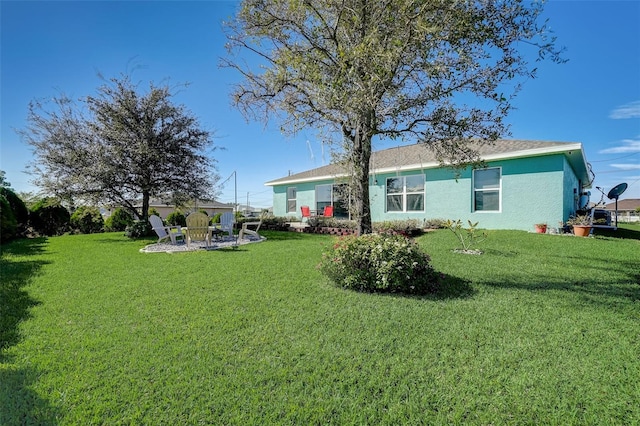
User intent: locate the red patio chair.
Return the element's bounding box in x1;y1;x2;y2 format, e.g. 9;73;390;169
323;205;334;217
301;205;311;222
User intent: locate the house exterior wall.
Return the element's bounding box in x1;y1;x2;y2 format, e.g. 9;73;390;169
271;153;580;231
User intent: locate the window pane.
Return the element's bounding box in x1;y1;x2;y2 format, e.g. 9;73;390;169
287;187;296;213
406;194;424;211
475;190;500;211
406;175;425;192
387;195;403;211
474;168;500;190
316;201;331;212
386;177;403;194
316;184;332;203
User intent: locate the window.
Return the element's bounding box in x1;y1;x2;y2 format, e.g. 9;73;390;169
287;187;297;213
473;168;501;211
386;174;425;212
315;184;348;217
315;184;332;212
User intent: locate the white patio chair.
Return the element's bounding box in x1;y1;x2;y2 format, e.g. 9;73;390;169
239;212;265;240
149;215;185;245
220;212;235;238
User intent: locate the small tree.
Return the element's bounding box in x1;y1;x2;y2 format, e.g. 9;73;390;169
20;75;219;223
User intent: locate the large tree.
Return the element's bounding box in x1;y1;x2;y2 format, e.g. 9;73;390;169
222;0;564;234
21;76;219;221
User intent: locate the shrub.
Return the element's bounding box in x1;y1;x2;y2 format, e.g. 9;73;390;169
210;212;222;224
148;207;160;218
104;207;134;232
373;219;423;236
125;221;153;238
166;211;186;227
70;206;104;234
0;187;29;232
318;233;440;294
29;197;71;236
314;217;357;229
0;194;17;243
424;218;447;229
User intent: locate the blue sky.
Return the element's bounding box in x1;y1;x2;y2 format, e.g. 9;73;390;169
1;0;639;208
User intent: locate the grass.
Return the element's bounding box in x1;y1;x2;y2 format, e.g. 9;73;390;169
1;226;639;425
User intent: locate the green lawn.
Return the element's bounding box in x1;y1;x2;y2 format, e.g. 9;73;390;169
1;226;639;425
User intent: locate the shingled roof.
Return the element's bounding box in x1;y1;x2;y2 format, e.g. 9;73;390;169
604;198;640;212
266;139;588;186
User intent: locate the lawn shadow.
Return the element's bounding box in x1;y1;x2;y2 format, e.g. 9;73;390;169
0;238;59;424
0;366;59;425
428;275;476;300
593;226;640;240
373;276;476;301
480;253;640;309
259;230;318;241
1;238;49;358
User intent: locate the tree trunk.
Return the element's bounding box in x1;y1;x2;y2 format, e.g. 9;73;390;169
141;191;150;222
351;126;373;235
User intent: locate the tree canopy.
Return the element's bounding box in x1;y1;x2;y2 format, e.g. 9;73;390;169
20;76;219;221
223;0;564;234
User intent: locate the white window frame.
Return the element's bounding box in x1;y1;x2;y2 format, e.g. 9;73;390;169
315;183;348;217
385;174;425;213
286;187;297;213
472;167;502;212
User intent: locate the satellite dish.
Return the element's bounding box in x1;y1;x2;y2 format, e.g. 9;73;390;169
607;183;628;200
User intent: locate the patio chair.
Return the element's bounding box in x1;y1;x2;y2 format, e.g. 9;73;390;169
220;212;235;238
239;212;265;240
149;215;185;245
185;212;211;248
301;205;311;222
323;205;334;217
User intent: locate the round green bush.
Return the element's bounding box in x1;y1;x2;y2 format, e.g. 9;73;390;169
29;198;71;236
166;211;186;227
148;207;160;218
0;194;17;243
70;206;104;234
105;207;134;232
318;233;440;294
124;221;153;238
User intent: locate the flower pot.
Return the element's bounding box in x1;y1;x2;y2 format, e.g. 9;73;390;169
534;225;547;234
572;225;591;237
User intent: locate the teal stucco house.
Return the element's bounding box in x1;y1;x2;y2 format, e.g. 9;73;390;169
265;140;592;231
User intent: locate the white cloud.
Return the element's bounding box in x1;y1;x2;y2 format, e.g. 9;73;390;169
599;139;640;154
609;101;640;119
610;163;640;170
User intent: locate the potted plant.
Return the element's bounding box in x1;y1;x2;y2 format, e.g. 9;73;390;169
534;223;547;234
567;214;592;237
